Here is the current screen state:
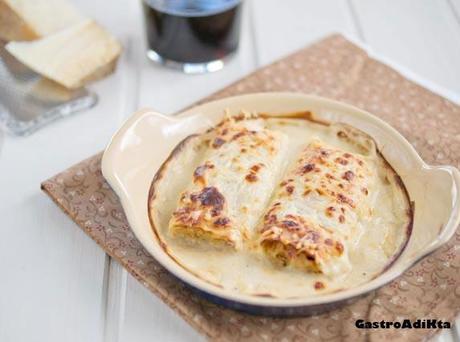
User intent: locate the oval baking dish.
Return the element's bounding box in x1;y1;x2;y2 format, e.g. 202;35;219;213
101;93;460;316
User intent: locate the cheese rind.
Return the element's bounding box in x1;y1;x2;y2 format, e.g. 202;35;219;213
0;0;84;41
6;19;122;89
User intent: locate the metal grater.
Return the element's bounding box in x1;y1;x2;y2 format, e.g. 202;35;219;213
0;42;97;136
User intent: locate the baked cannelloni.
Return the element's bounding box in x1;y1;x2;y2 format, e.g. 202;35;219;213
169;116;289;249
258;139;373;276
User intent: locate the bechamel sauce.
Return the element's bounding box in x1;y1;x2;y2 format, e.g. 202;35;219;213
150;118;411;298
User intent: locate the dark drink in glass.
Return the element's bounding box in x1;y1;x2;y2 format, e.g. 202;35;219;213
142;0;242;73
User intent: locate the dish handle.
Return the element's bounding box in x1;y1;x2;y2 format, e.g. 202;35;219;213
417;165;460;258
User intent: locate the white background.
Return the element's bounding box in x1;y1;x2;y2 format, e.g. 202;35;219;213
0;1;459;341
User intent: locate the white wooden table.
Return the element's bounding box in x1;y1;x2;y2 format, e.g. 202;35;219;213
1;1;459;341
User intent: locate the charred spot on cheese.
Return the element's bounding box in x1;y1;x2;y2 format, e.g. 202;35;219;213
231;131;246;141
198;186;225;211
193;162;214;184
306;253;316;261
303;188;311;196
286;185;295;194
173;207;192;223
251;163;263;172
245;173;258;182
335;242;344;254
301;163;315;174
325;173;336;180
335;157;348;165
212;137;226;148
213;217;230;227
193;166;206;183
325;206;336;217
216;119;226;127
337;131;348;138
280;179;293;187
245;163;265;183
316;188;326;196
314;281;325;290
265;214;277;224
339;215;345;223
281;220;298;229
362;187;369;195
337;193;354;207
305;230;320;243
342;170;355;181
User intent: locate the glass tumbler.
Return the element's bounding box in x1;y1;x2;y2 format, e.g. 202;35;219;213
142;0;242;74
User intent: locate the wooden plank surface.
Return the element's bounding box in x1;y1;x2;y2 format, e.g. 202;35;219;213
350;0;460;94
0;1;459;341
251;0;359;66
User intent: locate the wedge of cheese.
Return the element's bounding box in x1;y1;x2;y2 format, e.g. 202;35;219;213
169;116;289;249
0;0;84;41
258;139;374;277
5;19;122;89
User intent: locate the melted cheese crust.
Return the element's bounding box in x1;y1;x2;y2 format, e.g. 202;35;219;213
259;140;374;276
169;116;289;249
149;115;412;298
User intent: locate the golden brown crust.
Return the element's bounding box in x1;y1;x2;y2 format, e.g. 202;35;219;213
168;115;286;248
260;214;345;272
147;112;414;295
170;185;236;246
259;140;372;275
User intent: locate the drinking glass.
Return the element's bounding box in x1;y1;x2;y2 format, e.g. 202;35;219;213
142;0;242;74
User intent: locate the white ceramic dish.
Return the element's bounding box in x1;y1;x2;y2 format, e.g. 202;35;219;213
101;92;460;315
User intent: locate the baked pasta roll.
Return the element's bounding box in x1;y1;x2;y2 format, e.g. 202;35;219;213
258;139;373;276
169;116;289;249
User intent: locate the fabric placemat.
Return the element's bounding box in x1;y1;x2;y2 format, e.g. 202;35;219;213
41;34;460;341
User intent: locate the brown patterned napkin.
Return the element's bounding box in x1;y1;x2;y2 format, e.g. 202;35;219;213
41;35;460;341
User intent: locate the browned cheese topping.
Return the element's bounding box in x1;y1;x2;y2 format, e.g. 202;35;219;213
169;115;288;248
258;140;372;275
173;186;230;229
